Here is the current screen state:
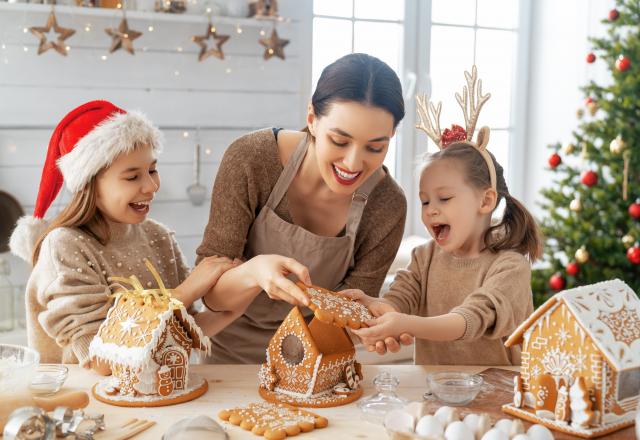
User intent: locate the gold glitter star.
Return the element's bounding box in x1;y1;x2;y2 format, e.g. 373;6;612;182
105;17;142;55
192;22;230;61
29;11;75;56
259;28;289;61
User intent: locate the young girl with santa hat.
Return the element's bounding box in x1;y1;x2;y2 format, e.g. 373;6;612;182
10;100;240;371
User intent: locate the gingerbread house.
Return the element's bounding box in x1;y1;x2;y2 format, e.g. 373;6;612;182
258;306;363;408
502;279;640;438
89;261;211;407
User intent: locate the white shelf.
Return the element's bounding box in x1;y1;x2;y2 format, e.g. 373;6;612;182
0;2;295;26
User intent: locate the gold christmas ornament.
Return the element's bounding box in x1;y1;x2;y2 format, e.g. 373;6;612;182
587;102;598;116
575;246;590;264
569;198;582;212
105;17;142;55
259;28;289;60
192;22;230;61
29;10;75;56
576;108;585;119
564;143;576;154
609;135;627;154
622;234;635;248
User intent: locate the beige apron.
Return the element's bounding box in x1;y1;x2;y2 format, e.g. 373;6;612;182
210;134;382;364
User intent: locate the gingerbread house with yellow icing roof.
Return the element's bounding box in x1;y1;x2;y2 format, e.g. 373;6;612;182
258;306;363;408
502;279;640;438
89;261;211;407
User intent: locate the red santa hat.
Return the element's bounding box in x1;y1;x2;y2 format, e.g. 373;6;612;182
10;100;163;263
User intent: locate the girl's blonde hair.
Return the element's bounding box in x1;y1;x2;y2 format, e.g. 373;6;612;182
31;177;109;265
424;142;543;261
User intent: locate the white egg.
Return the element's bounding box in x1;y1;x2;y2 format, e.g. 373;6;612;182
494;419;514;434
416;415;444;437
384;409;415;433
527;424;554;440
510;419;525;437
481;428;509;440
463;413;480;432
512;435;530;440
435;406;460;427
445;421;474;440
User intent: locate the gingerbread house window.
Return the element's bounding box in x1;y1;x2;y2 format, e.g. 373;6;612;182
617;367;640;400
281;334;305;365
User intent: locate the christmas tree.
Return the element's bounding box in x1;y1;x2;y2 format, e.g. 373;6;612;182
532;1;640;306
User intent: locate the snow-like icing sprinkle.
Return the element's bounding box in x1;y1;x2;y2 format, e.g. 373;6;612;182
305;287;373;324
221;402;319;431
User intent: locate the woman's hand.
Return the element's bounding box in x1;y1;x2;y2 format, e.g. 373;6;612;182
87;357;112;376
246;255;312;306
174;256;239;307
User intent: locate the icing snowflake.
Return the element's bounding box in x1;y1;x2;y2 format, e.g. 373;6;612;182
120;317;140;335
555;325;571;346
531;364;542;379
598;305;640;345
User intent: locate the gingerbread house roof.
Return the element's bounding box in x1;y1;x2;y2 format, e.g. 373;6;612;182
505;279;640;371
89;292;211;370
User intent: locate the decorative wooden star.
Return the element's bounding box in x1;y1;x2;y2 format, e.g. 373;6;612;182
259;28;289;61
192;23;230;61
105;17;142;55
29;11;75;56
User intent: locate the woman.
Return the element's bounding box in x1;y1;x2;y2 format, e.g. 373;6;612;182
196;53;408;363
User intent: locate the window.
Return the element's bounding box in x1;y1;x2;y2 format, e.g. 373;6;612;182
617;367;640;401
312;0;405;176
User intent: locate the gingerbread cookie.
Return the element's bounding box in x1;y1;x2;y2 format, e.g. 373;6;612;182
296;282;373;329
218;402;328;440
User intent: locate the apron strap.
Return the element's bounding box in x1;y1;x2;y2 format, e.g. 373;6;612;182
344;168;385;238
265;133;309;209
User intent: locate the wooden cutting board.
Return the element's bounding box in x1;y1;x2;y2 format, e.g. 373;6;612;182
421;368;635;439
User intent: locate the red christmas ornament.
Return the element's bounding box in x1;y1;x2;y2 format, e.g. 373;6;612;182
627;245;640;265
548;152;562;169
616;55;631;72
585;96;594;105
549;273;566;291
581;170;598;187
586;53;596;63
629;199;640;219
609;8;619;21
566;262;580;276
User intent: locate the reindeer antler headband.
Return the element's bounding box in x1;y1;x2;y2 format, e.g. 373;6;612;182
416;66;496;191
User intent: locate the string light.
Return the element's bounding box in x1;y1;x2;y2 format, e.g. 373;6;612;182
182;131;189;138
66;46;71;52
23;46;28;52
176;46;183;52
1;44;5;50
259;29;266;36
174;70;180;76
101;55;108;61
225;67;232;74
85;23;92;32
236;24;243;34
148;25;154;32
205;148;212;155
23;27;28;33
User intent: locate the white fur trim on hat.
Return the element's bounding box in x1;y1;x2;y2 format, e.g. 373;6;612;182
9;215;50;264
57;111;163;193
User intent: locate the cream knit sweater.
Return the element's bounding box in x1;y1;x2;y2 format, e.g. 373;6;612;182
383;240;533;366
25;219;190;366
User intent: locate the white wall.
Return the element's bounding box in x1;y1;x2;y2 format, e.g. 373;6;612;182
523;0;614;215
0;1;313;292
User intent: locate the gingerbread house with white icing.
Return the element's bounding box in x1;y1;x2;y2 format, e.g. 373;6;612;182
502;279;640;438
89;262;211;407
258;306;363;408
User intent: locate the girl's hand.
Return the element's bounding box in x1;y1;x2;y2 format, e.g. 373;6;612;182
174;256;239;307
340;289;397;317
353;312;414;353
246;255;312;306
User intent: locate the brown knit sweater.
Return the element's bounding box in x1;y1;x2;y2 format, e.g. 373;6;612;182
196;128;407;296
383;240;533;366
25;219;190;366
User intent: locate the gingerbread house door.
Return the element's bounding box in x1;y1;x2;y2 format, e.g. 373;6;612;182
159;346;187;390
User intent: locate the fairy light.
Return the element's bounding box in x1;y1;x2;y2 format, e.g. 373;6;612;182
116;2;122;8
85;23;92;32
66;46;70;52
174;70;180;76
7;145;17;153
205;148;212;155
101;55;108;61
182;131;189;138
236;24;243;34
23;27;28;33
225;67;232;74
259;29;266;36
176;46;183;52
1;44;5;50
148;25;154;32
23;46;28;52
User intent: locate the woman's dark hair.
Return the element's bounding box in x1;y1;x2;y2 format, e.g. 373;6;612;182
310;53;405;128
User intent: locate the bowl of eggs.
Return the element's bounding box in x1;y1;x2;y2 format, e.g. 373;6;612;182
383;403;556;440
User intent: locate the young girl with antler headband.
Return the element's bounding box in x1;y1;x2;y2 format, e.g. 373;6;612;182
346;67;543;365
